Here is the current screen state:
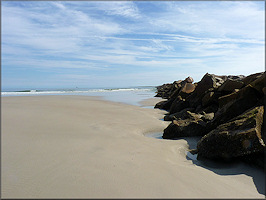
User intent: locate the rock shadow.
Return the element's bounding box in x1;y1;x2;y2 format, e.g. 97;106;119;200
144;133;265;195
184;137;265;196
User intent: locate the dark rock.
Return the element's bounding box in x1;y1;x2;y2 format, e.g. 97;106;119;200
249;72;265;94
163;119;207;139
156;71;265;169
185;74;225;110
218;79;244;93
155;83;175;99
154;100;167;109
197;106;265;160
186;111;203;120
213;85;264;128
186;92;202;109
242;72;264;85
199;104;219;114
194;73;225;97
164;108;194;121
154;99;174;110
155;77;195;100
169;88;182;99
240;151;265;169
169;97;190;114
262;87;266;95
163;111;208;139
202;90;223;108
202;91;215;107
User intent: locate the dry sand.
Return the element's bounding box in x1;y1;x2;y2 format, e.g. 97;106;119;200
1;95;265;198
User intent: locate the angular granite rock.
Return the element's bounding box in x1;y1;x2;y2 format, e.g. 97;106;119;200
197;106;265;160
154;99;174;110
217;79;245;93
194;73;225;97
242;72;264;85
202;91;215;107
163;111;209;139
249;72;265;94
169;97;190;114
155;83;176;99
164;108;194;121
155;77;196;110
213;85;264;128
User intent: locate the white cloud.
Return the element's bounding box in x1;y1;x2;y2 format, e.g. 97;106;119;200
2;1;265;88
147;1;264;39
88;1;141;19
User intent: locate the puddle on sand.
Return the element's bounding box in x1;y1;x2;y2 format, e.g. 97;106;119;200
141;105;155;109
145;132;163;139
186;150;198;161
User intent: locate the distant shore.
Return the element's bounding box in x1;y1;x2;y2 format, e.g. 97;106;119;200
2;95;264;198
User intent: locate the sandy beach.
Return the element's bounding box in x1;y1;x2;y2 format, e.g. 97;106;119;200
1;95;265;198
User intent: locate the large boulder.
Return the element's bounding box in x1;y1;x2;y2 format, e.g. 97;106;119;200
194;73;225;97
240;152;264;168
212;84;264;129
217;85;261;109
249;72;265;94
217;79;245;93
201;89;223;108
155;83;175;99
163;111;209;139
197;106;265;161
155;76;196;110
154;98;174;110
164;108;194;121
202;91;215;107
169;97;190;114
168;82;196;114
242;72;264;85
185;73;226;110
155;76;195;99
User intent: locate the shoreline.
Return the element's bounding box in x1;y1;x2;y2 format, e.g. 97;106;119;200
2;95;265;198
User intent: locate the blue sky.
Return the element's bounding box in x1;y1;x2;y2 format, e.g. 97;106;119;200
2;1;265;90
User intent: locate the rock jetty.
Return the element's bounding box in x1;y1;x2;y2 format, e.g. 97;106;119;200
154;72;265;168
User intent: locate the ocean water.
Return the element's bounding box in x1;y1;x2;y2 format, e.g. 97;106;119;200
1;86;158;107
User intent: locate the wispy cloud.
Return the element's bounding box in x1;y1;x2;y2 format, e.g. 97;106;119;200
2;1;264;89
